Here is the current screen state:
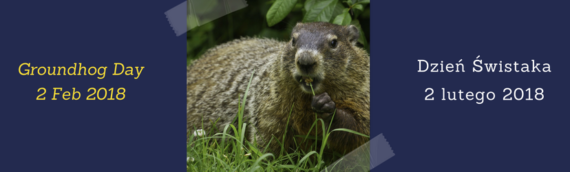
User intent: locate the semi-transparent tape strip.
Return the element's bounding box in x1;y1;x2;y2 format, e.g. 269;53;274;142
321;134;395;172
165;0;248;36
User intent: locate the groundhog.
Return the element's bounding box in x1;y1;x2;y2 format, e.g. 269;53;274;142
187;22;370;157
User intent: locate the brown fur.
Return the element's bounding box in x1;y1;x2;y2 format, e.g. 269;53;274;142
187;22;370;157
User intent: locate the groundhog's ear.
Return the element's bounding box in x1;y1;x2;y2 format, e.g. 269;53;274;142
345;25;360;45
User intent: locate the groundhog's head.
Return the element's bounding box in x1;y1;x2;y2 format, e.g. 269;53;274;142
282;22;365;94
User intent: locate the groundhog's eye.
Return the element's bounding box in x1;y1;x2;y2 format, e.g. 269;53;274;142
291;38;296;46
329;39;338;48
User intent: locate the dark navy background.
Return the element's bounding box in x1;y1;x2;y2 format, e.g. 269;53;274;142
0;0;185;171
1;0;570;171
372;0;570;171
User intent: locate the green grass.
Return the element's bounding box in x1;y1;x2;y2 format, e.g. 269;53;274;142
187;73;369;172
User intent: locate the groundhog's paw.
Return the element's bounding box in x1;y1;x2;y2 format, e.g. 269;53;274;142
311;92;336;117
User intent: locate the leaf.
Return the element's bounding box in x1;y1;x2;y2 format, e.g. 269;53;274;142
278;165;297;169
331;128;370;138
297;151;318;166
246;141;262;157
304;0;317;13
237;70;256;146
266;0;298;27
333;8;352;26
248;153;274;172
353;4;364;11
303;0;345;23
355;0;370;4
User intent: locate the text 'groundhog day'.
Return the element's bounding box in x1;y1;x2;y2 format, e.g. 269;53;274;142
18;62;145;101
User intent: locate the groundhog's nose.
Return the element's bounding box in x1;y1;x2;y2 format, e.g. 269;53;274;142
297;54;316;74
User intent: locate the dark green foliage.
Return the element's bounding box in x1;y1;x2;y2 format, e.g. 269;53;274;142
266;0;298;27
187;0;369;66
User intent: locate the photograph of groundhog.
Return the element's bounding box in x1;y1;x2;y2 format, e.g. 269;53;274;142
186;0;370;171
